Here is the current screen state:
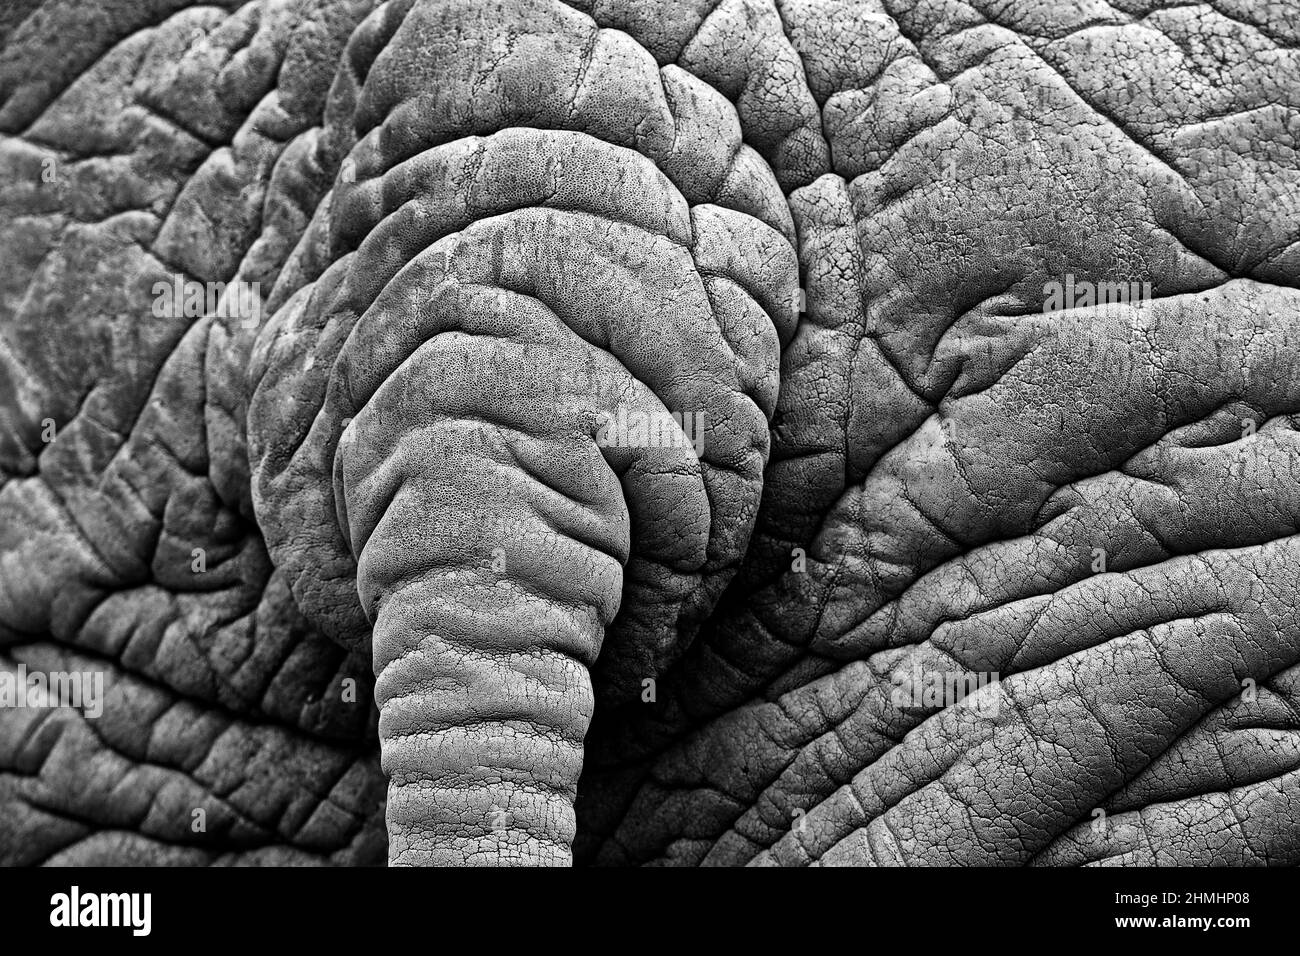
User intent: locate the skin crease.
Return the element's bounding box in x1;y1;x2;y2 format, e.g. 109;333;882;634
0;0;1298;866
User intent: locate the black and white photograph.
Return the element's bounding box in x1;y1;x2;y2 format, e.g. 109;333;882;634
0;0;1294;935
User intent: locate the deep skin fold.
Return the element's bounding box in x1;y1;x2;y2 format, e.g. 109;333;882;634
1;0;1299;866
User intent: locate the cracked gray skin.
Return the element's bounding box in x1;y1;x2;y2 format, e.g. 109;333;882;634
2;0;1299;866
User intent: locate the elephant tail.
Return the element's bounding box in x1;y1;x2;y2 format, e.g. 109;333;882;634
248;123;795;864
336;310;709;863
347;407;617;865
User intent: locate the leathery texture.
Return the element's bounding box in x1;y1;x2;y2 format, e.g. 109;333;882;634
2;0;1299;866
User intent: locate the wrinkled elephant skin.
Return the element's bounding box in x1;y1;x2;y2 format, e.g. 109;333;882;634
2;0;1299;866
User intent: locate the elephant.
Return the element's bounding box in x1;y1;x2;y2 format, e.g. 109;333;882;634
1;0;1299;867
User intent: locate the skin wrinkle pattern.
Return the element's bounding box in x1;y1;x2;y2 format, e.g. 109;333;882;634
0;0;1293;868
